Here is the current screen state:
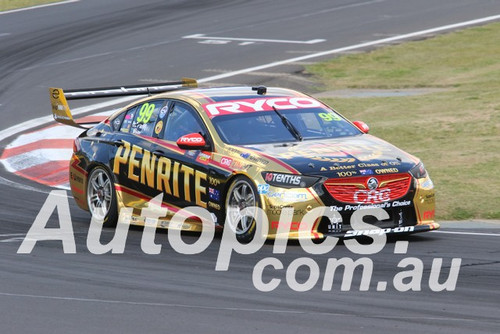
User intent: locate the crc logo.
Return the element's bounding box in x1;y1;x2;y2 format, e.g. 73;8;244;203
220;157;233;167
353;189;391;204
367;177;379;190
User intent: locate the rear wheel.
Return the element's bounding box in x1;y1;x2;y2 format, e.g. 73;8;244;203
87;166;118;226
225;176;260;243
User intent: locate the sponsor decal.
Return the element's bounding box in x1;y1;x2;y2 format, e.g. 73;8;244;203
336;171;357;177
313;157;355;163
179;134;204;144
208;176;221;187
262;172;320;189
53;113;71;121
51;89;60;99
268;205;306;216
271;221;304;231
327;216;343;233
345;226;415;237
423;193;435;204
321;164;356;172
392;200;411;207
358;162;379;168
225;147;243;155
263;172;301;186
354;189;391;204
330;200;411;212
198;152;211;161
69;172;83;184
197;152;211;164
159;106;169;119
239;152;270;165
230;160;250;171
154;120;163;135
220;157;233;167
375;168;399;174
423;210;435;220
185;150;198;159
203;97;322;117
208;201;221;210
208;188;220;202
266;191;308;202
113;140;207;208
257;184;270;195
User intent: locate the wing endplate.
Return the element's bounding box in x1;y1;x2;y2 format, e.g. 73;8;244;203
49;87;86;129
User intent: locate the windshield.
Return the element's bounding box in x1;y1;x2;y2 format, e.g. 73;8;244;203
211;107;361;145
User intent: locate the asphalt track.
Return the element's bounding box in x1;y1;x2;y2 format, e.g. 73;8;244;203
1;1;500;333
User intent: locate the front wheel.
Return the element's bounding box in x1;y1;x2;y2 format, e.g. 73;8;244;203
86;166;118;226
225;176;261;243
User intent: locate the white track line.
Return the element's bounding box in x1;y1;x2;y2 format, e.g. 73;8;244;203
0;0;79;15
197;14;500;83
1;14;499;143
0;291;304;314
0;291;492;322
183;34;325;44
433;231;500;237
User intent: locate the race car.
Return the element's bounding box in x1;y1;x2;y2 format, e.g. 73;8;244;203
49;78;438;241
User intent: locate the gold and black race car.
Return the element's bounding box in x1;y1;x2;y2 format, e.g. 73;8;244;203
49;79;438;241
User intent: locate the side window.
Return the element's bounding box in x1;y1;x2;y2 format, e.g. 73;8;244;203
110;111;126;131
152;102;171;138
120;106;137;133
163;101;205;141
129;100;165;137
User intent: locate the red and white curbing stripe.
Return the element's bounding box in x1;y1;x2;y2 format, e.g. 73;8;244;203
0;113;108;189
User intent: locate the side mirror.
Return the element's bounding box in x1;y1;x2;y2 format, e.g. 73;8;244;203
176;133;207;150
353;121;369;134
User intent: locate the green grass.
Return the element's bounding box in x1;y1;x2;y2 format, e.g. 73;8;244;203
0;0;62;11
307;23;500;220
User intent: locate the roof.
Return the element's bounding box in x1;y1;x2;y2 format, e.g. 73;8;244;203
159;86;306;104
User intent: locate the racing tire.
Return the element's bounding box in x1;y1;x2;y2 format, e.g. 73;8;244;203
86;166;118;227
224;176;261;243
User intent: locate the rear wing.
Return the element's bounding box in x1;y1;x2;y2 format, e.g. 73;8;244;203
49;78;198;129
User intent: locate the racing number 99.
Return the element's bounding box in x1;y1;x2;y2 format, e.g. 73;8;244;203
319;112;341;122
137;103;155;123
